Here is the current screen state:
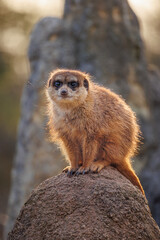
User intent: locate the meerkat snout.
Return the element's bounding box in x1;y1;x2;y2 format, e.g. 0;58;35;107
60;89;68;97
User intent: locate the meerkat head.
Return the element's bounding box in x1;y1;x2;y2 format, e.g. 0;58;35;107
46;69;90;108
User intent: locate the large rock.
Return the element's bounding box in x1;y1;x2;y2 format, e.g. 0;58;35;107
7;167;160;240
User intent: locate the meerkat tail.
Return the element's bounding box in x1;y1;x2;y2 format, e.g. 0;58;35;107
115;162;145;195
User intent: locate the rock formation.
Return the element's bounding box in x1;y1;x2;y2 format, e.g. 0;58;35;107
7;168;160;240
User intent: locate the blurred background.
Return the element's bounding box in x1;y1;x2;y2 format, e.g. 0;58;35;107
0;0;160;238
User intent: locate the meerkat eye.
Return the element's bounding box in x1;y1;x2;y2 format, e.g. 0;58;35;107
68;81;79;89
54;80;62;88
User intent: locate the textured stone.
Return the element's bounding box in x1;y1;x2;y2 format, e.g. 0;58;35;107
8;168;160;240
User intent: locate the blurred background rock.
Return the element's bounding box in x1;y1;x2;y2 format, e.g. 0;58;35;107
0;0;160;239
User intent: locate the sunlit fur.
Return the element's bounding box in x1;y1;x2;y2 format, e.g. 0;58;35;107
46;69;144;195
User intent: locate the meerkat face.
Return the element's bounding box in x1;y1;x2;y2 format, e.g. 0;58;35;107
46;70;89;108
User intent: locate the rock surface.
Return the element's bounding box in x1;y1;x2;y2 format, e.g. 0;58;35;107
7;167;160;240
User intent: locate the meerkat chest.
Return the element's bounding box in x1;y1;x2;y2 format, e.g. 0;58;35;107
53;108;76;130
53;107;91;135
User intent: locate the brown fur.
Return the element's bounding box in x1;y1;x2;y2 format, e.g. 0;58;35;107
46;69;144;195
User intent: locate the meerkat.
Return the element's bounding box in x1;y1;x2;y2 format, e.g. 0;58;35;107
46;69;144;195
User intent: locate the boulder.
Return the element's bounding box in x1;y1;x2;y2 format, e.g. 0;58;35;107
8;167;160;240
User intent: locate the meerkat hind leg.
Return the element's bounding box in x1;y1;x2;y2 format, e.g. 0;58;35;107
89;160;110;173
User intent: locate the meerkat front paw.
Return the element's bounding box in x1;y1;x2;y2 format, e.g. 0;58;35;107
75;162;105;176
75;166;90;176
62;166;78;177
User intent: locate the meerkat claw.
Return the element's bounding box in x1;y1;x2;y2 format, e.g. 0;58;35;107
67;169;76;177
75;171;81;176
75;167;89;176
82;170;89;175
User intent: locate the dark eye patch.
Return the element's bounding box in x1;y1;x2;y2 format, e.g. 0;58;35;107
54;80;63;89
68;81;79;90
84;79;89;90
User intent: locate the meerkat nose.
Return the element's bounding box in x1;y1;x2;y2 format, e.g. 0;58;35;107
61;89;68;96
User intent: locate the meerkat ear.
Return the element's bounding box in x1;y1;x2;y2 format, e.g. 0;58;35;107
48;78;52;87
84;79;89;90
